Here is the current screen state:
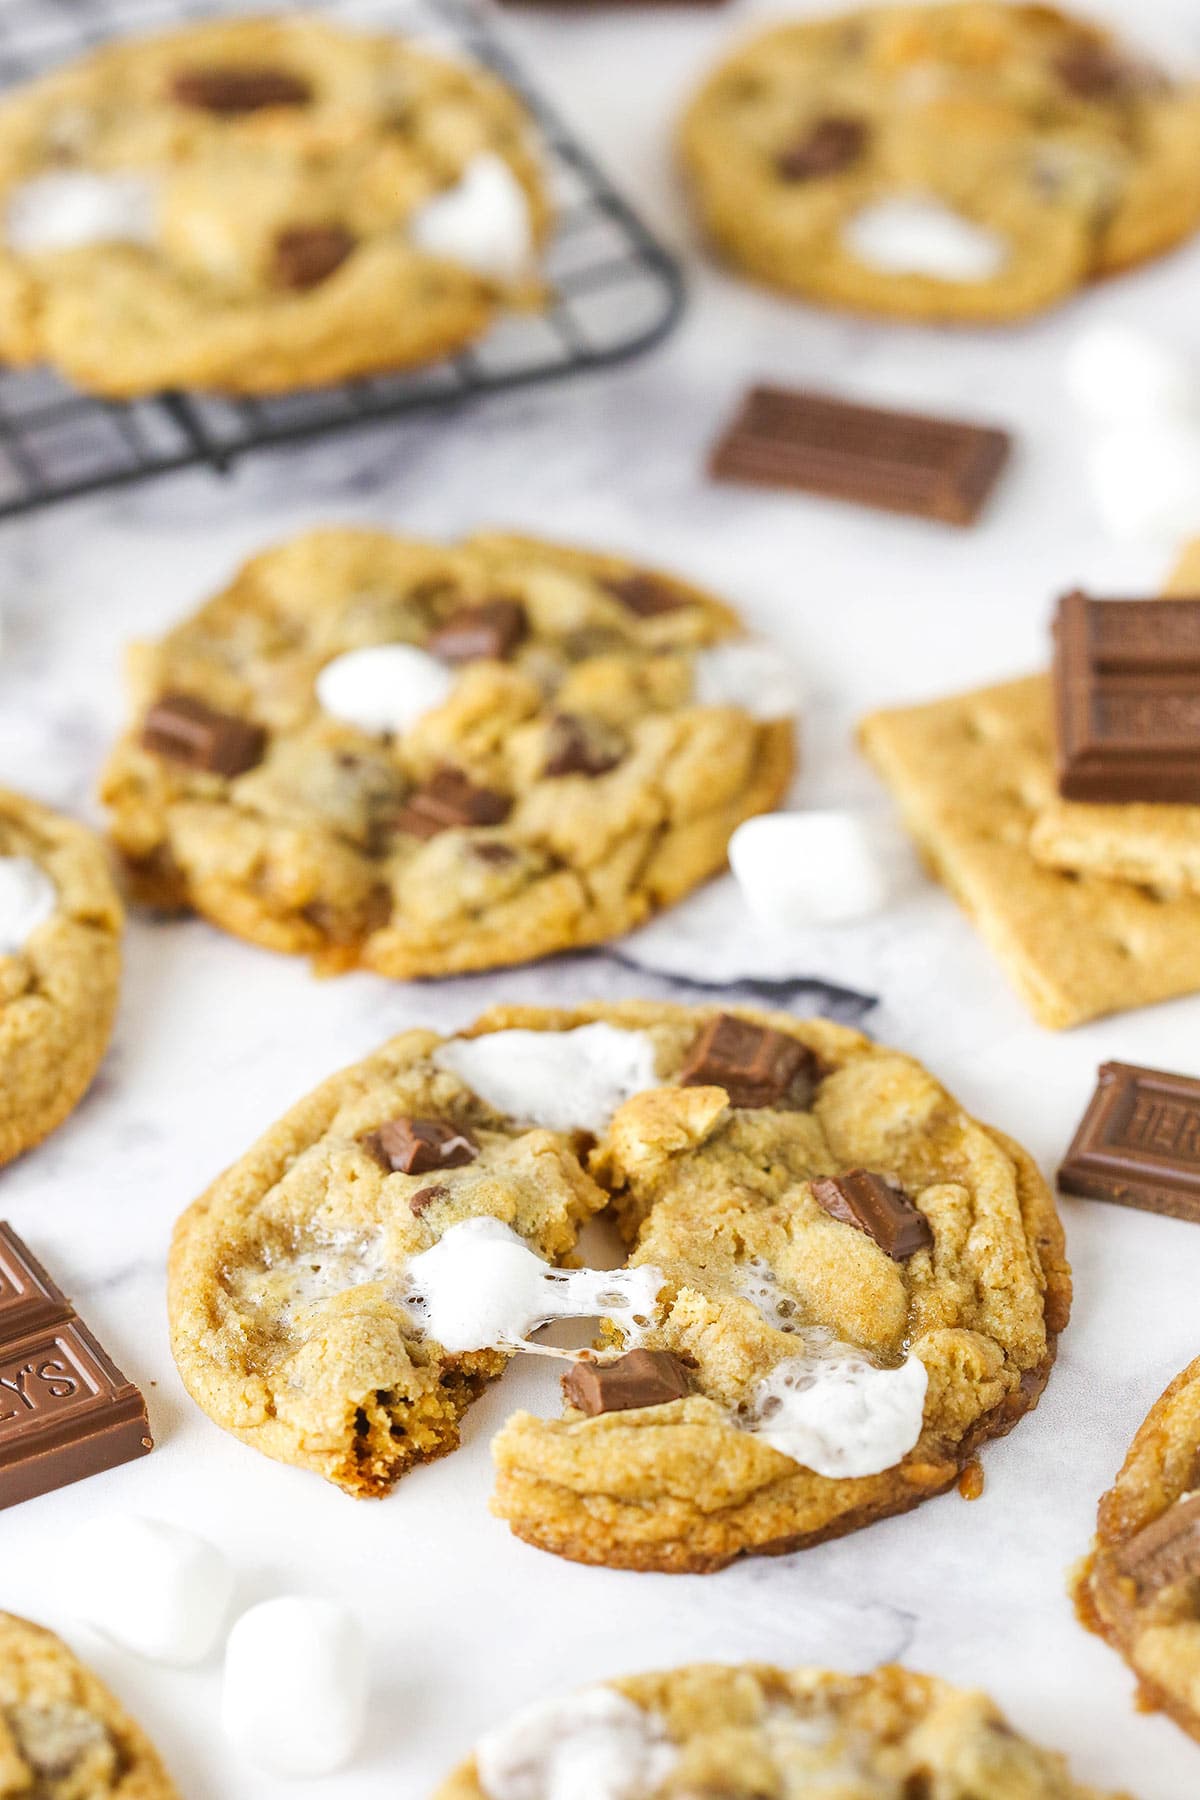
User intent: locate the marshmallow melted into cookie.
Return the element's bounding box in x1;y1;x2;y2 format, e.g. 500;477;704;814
475;1688;678;1800
0;856;57;954
434;1025;660;1134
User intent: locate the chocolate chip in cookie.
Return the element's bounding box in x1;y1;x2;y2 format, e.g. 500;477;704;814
811;1168;932;1260
562;1349;693;1416
363;1116;478;1176
271;223;357;291
428;600;528;664
776;116;867;181
171;64;314;114
679;1013;819;1109
1115;1493;1200;1597
604;574;689;618
542;713;625;779
141;694;266;778
392;770;512;839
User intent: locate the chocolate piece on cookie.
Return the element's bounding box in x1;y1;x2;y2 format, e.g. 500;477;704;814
679;1012;818;1107
811;1169;933;1260
776;117;868;181
141;694;266;778
604;573;689;618
363;1117;478;1176
271;223;357;291
563;1349;693;1416
393;770;511;839
428;600;528;664
1117;1494;1200;1596
171;63;313;112
542;713;624;778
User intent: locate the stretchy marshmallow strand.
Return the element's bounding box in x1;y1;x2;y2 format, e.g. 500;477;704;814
61;1516;235;1666
0;857;57;954
222;1597;367;1777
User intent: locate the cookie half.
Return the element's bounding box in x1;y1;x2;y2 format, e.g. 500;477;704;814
167;1001;1069;1573
1076;1355;1200;1744
680;3;1200;324
101;530;795;979
0;789;122;1167
0;1612;178;1797
0;15;550;396
435;1661;1125;1799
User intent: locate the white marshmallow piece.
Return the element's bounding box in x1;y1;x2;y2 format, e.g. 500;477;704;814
222;1597;367;1778
409;152;532;281
477;1687;679;1800
402;1217;663;1355
61;1516;234;1666
6;171;158;256
729;811;906;928
1087;420;1200;542
844;197;1007;282
0;856;57;955
435;1023;659;1134
745;1349;928;1479
1063;322;1198;426
691;641;802;722
315;643;455;736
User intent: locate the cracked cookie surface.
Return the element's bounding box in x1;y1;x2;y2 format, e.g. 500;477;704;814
679;3;1200;324
101;530;794;978
167;1000;1068;1574
0;1613;177;1799
0;14;549;396
1076;1354;1200;1745
0;790;122;1169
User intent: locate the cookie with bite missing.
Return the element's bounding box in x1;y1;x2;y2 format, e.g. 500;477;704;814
1076;1354;1200;1744
0;1612;178;1798
435;1662;1126;1800
0;14;549;396
679;4;1200;324
100;529;795;978
167;1000;1069;1574
0;788;122;1167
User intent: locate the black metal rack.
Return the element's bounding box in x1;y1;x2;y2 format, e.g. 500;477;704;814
0;0;685;518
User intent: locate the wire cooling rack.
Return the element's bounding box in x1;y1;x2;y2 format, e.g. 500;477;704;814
0;0;685;518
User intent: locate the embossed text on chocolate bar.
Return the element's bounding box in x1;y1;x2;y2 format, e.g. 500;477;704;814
1058;1062;1200;1223
1053;590;1200;802
708;386;1010;526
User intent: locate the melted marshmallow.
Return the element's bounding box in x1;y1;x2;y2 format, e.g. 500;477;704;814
476;1688;678;1800
844;198;1006;282
314;643;454;736
692;641;801;722
401;1218;663;1356
409;153;532;280
435;1023;659;1134
0;856;57;954
7;171;158;255
744;1347;927;1479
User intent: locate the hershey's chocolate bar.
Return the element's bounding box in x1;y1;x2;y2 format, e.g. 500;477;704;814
709;386;1010;526
1053;590;1200;803
1058;1062;1200;1223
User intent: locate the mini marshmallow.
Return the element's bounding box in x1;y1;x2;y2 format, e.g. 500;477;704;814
409;152;532;281
315;643;455;736
402;1217;663;1355
1087;419;1200;542
1063;322;1198;425
222;1597;367;1778
729;812;905;927
6;171;158;255
844;197;1006;282
61;1516;234;1666
0;856;57;955
745;1348;928;1479
691;641;802;722
476;1686;679;1800
435;1023;660;1134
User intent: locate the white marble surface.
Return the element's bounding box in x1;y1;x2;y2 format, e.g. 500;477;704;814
5;0;1200;1793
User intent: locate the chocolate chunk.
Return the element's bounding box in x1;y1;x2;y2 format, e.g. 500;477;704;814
542;713;624;779
776;116;867;180
473;841;518;866
1058;1061;1200;1223
811;1169;933;1260
1053;590;1200;803
1116;1494;1200;1596
678;1013;819;1109
428;600;527;664
409;1184;450;1216
392;770;511;839
272;223;357;291
0;1223;153;1512
709;386;1010;526
1054;42;1147;99
141;693;266;778
363;1117;477;1176
562;1349;693;1416
172;64;314;113
603;573;689;618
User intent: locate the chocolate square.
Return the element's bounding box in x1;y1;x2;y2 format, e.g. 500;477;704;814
428;600;527;664
678;1014;818;1109
562;1349;692;1416
363;1117;477;1176
811;1169;932;1260
141;693;266;778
